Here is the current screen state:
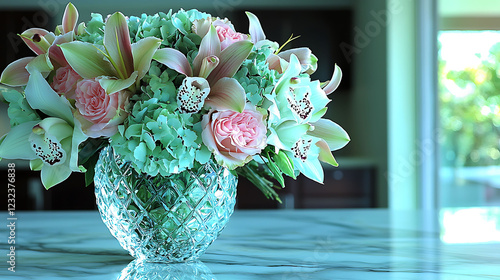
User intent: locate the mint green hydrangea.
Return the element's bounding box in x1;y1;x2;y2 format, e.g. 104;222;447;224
1;88;40;127
234;43;282;107
76;13;104;44
110;65;210;176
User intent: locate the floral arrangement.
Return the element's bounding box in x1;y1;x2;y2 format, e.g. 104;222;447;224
0;3;349;201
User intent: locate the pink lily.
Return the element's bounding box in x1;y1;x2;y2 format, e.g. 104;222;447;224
59;12;162;94
0;3;79;86
153;25;253;113
267;48;318;75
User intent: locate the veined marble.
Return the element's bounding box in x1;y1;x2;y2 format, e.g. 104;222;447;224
0;209;499;279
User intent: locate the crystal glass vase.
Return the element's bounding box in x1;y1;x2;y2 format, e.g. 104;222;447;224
94;146;237;262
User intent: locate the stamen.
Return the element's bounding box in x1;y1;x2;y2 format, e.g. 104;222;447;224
31;138;65;166
291;138;312;162
287;87;313;121
177;77;210;114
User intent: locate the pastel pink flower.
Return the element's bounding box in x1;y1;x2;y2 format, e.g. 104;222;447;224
202;104;267;169
213;20;248;50
51;65;82;99
74;78;131;138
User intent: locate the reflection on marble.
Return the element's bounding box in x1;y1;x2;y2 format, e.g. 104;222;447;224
118;260;215;280
0;209;499;279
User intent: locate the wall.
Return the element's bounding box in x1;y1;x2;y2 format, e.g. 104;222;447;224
0;0;391;207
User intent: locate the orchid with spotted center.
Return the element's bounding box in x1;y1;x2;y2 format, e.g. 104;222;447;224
0;4;349;199
0;67;87;188
266;54;349;183
153;17;253;114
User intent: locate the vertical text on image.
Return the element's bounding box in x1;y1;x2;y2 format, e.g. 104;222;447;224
7;163;16;273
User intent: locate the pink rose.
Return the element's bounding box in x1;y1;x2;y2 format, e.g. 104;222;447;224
202;104;267;169
213;20;248;50
51;65;82;99
74;78;131;138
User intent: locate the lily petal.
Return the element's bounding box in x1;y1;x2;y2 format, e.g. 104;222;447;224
198;55;219;79
0;120;39;160
273;54;301;95
98;71;138;94
41;163;72;189
25;69;74;124
69;118;88;172
298;155;324;183
153;48;193;77
30;159;44;171
62;2;79;34
207;40;253;84
48;32;74;67
104;12;134;79
205;77;246;112
246;12;266;44
132;37;162;80
322;64;342;95
0;57;35;86
59;41;117;79
317;140;339;167
308;118;350;151
193;26;221;77
26;53;53;75
20;28;53;55
266;121;310;154
278;47;318;75
266;53;287;74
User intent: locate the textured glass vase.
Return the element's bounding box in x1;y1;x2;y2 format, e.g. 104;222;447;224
94;146;237;262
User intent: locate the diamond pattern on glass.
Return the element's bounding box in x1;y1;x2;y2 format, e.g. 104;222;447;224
94;146;237;262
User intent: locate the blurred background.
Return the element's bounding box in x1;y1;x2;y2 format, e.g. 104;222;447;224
0;0;498;212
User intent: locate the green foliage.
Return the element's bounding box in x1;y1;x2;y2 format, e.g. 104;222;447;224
110;63;208;176
439;42;500;167
1;87;40;126
234;43;281;107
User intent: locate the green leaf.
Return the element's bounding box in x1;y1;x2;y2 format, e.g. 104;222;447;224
236;163;282;202
83;152;101;187
265;152;285;188
78;138;107;166
273;150;296;179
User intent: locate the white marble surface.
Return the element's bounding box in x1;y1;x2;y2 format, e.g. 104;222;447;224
0;208;499;279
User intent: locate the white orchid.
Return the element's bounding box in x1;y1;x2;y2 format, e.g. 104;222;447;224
0;68;87;189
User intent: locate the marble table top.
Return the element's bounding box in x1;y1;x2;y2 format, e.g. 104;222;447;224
1;208;499;279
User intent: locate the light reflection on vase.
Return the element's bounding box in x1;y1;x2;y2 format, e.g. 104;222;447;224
117;259;217;280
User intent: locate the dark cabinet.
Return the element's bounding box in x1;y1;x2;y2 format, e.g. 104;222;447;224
237;162;376;209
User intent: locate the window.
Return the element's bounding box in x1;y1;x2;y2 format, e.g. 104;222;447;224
438;31;500;207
